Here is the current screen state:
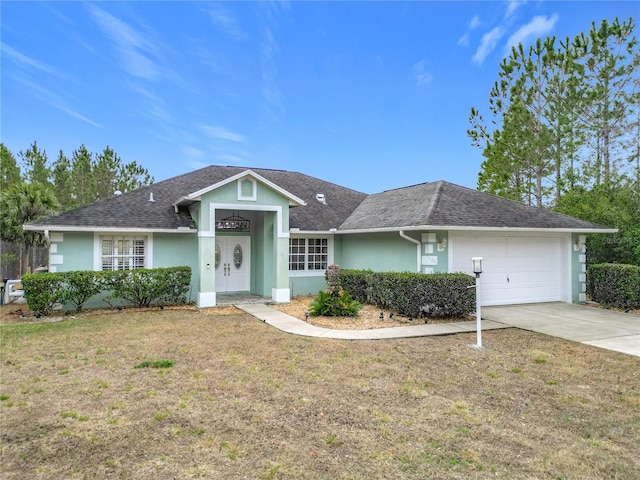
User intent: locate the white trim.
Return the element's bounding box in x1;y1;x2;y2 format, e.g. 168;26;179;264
93;233;154;271
288;234;334;273
237;176;257;201
198;231;216;238
178;170;306;207
211;203;289;238
288;270;327;278
198;291;216;307
50;232;64;242
50;255;63;265
25;225;196;233
272;288;290;303
287;230;341;235
336;225;618;234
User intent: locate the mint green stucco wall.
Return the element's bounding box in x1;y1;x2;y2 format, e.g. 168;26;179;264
289;276;327;297
340;232;418;272
153;233;199;302
49;232;94;272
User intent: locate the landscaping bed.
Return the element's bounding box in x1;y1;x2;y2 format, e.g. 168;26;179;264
273;295;470;330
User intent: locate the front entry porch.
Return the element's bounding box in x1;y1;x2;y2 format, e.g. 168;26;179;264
215;292;273;306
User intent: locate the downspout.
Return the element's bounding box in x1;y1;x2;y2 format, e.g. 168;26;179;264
399;230;421;273
44;229;51;272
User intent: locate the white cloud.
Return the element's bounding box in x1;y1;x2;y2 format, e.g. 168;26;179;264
204;3;246;40
458;33;470;47
506;14;559;51
458;15;482;47
88;5;160;81
505;0;527;19
9;74;101;128
261;26;285;112
1;43;63;77
182;146;205;159
413;60;434;86
472;26;504;64
200;125;245;143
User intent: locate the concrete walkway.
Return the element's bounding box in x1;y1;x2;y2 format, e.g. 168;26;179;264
236;303;508;340
237;302;640;357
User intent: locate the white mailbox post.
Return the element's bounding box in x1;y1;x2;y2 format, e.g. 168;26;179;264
472;257;483;348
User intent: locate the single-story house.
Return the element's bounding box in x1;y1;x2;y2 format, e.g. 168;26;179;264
24;166;615;307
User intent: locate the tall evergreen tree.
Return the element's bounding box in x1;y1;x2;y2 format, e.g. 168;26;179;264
19;141;51;188
115;160;154;193
1;143;21;193
572;17;639;188
71;145;94;206
469;37;562;206
52;150;74;210
93;146;121;201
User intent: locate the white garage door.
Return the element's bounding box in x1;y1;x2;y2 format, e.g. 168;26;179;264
450;235;563;306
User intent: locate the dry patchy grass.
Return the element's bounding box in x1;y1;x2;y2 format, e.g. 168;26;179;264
1;308;639;479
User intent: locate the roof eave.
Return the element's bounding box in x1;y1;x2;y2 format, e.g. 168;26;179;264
23;224;197;234
174;169;307;208
336;225;618;234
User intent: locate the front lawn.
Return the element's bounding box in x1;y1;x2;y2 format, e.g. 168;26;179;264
1;308;638;479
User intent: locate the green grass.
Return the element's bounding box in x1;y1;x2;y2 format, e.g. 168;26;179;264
133;359;174;369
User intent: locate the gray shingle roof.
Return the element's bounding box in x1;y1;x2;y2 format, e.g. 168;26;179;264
338;181;610;230
26;169;611;233
26;166;368;232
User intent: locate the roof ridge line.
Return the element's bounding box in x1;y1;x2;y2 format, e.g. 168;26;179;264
422;180;444;225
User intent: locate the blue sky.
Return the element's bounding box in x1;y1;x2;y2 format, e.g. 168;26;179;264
1;1;637;194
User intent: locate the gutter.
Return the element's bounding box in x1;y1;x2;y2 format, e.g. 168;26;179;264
22;225;197;234
399;230;421;273
336;226;618;234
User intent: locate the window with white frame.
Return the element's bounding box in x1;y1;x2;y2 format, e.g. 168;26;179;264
101;236;146;271
289;237;328;271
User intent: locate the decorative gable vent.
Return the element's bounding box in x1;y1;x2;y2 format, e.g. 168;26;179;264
315;193;326;205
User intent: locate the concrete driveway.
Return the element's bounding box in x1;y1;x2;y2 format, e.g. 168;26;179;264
483;303;640;357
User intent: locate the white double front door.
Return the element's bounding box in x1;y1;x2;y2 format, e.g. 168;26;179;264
215;236;250;293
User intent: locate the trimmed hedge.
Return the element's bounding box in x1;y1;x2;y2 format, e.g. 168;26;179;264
587;263;640;311
22;266;192;317
21;273;66;318
105;267;192;308
338;269;476;318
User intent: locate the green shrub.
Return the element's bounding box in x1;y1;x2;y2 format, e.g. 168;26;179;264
106;266;191;308
338;269;475;318
60;271;104;312
309;289;362;317
22;273;66;317
22;266;191;316
587;263;640;311
336;269;370;301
